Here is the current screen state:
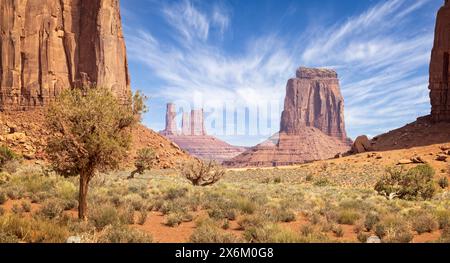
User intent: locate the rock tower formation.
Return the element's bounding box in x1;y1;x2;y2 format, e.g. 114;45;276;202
0;0;130;111
159;104;246;162
281;67;348;142
225;67;351;167
160;103;178;136
429;0;450;122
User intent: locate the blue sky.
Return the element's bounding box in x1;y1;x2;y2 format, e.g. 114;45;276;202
121;0;443;147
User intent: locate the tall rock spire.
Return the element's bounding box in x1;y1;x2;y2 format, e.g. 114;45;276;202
429;1;450;122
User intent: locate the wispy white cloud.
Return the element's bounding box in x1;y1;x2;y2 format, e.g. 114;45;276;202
125;0;437;144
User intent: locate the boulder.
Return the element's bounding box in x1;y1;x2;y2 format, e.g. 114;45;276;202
351;135;372;154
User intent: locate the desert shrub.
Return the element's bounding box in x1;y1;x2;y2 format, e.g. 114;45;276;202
314;178;330;187
62;199;78;211
208;207;236;221
2;160;20;174
181;160;225;186
137;208;148;225
237;214;265;230
264;207;296;223
0;172;11;185
11;204;22;215
39;199;64;219
411;213;438;234
0;214;68;243
337;210;360;225
165;213;183;227
164;187;188;200
0;207;5;216
332;225;344;238
0;232;19;243
90;205;121;230
273;177;282;184
376;216;414;243
128;148;157;179
99;225;152;243
300;224;315;237
190;219;240;243
244;224;301;243
54;180;77;201
357;232;369;243
440;227;450;242
435;209;450;229
235;198;256;215
438;177;449;189
0;146;16;169
364;211;380;231
0;191;8;205
21;201;32;213
119;205;135;225
375;165;436;200
222;219;230;230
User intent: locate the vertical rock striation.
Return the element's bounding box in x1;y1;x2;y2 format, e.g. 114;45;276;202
429;0;450;122
280;67;348;142
225;67;351;168
0;0;130;111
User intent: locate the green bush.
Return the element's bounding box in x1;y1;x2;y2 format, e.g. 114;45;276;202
0;191;8;205
244;224;301;243
90;205;120;230
190;219;240;243
337;210;360;225
39;199;64;219
438;177;449;189
435;209;450;229
99;225;153;243
364;212;380;231
375;165;436;200
0;146;16;169
377;216;414;243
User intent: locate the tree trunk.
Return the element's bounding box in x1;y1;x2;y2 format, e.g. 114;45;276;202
127;169;139;179
78;174;89;220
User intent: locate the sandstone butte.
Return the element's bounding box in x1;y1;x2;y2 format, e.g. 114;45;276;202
159;103;247;163
224;67;352;168
354;0;450;153
0;0;193;168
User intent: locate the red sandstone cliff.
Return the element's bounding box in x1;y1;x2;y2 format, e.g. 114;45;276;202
429;0;450;122
281;67;348;143
0;0;130;110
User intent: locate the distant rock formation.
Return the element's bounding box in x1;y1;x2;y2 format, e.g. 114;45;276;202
429;0;450;122
0;0;130;111
160;103;178;136
280;67;349;142
225;67;351;167
159;103;246;163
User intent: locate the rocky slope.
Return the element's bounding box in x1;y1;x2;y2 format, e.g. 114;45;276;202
0;0;130;110
225;67;351;167
0;109;194;169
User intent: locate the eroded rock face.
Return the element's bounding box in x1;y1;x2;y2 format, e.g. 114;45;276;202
0;0;130;111
280;67;348;142
159;103;245;162
225;67;351;167
429;1;450;122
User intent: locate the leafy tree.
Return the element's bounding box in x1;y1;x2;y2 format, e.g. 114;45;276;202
375;165;436;201
128;148;157;179
180;160;225;186
45;87;146;219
